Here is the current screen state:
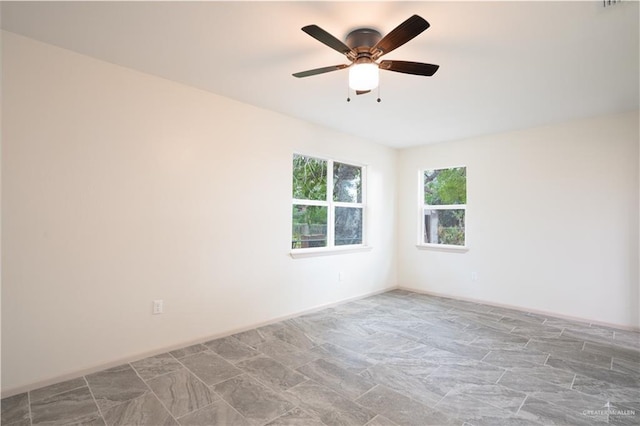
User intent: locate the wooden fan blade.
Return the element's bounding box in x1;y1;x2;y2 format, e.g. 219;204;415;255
379;60;439;76
292;64;350;78
374;15;430;57
302;25;352;56
355;90;371;95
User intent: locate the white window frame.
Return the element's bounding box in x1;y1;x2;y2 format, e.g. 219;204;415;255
417;166;468;252
291;153;370;258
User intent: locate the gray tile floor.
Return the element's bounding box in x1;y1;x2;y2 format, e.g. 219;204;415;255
2;290;639;425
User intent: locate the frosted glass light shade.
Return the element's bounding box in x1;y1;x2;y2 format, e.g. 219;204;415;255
349;63;379;91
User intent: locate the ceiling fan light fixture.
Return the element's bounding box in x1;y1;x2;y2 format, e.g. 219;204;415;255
349;63;379;91
293;15;438;95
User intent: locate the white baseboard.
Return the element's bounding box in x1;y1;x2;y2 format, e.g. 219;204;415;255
1;286;395;399
397;286;640;332
8;283;634;398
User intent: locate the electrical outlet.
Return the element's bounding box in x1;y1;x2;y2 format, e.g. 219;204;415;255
153;299;164;315
338;272;344;282
471;272;478;282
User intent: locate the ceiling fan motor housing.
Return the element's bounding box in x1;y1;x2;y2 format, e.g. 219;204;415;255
346;28;382;64
346;28;382;49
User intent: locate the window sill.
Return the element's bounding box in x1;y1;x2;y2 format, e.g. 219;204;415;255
290;245;373;259
416;244;469;253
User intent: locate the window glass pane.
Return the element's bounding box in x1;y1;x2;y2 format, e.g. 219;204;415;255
293;155;327;201
424;167;466;205
292;205;327;248
424;209;465;246
335;207;363;246
333;162;362;203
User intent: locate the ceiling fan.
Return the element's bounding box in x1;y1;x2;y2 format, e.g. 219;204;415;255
293;15;439;97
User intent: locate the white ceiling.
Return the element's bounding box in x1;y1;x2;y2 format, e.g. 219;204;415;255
2;1;638;148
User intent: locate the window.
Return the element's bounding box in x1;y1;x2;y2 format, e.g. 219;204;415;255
421;166;467;247
292;154;365;250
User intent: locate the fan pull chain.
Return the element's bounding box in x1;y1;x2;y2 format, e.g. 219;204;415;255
377;84;381;103
346;84;351;102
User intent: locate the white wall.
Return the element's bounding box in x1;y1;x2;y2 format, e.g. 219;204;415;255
397;111;639;329
3;30;638;396
1;32;397;393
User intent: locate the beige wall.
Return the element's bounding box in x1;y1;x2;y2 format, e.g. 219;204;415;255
1;32;397;393
397;110;639;328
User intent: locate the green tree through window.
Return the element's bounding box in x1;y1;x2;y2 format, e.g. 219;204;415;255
423;167;466;246
292;154;364;249
293;155;327;201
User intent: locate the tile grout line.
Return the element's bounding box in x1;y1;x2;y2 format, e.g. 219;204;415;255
129;362;181;424
239;365;297;399
433;387;452;407
27;381;88;407
467;336;480;347
27;388;33;426
363;381;443;421
83;375;105;423
131;363;188;383
261;404;300;426
363;414;391;426
221;398;252;426
169;345;249;424
150;353;221;421
272;406;303;423
171;348;243;387
515;394;528;416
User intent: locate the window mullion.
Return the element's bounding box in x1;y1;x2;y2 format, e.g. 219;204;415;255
333;202;364;208
292;199;328;207
423;204;466;210
327;159;335;248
